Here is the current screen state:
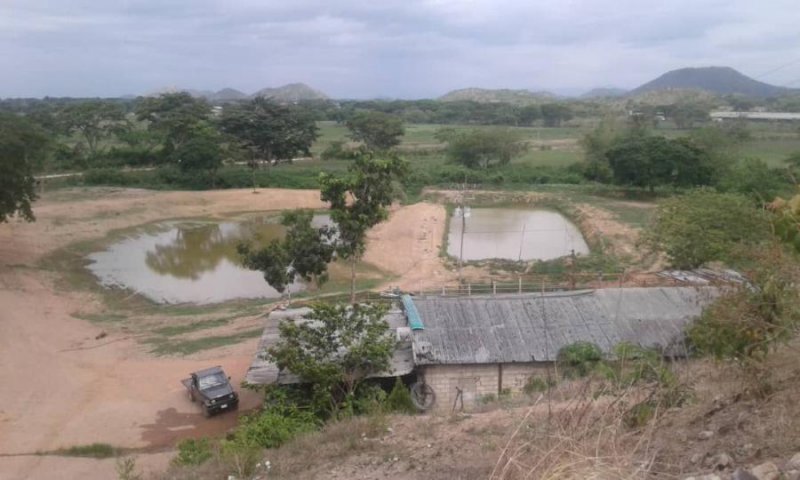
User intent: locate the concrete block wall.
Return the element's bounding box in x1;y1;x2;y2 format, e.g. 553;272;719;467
422;362;548;412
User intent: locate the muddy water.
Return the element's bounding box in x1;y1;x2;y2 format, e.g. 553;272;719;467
87;215;329;304
447;208;589;261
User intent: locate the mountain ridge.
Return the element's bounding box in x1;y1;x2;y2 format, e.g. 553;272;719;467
629;66;794;98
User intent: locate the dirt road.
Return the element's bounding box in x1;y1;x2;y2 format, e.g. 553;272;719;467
0;188;449;479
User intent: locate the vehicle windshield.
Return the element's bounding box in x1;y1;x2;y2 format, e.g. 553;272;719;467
198;373;227;389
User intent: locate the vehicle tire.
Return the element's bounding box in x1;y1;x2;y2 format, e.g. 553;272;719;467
410;382;436;411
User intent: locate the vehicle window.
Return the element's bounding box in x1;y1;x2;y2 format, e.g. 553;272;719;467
198;373;226;389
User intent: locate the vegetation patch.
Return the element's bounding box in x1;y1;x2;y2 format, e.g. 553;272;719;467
145;328;263;356
53;442;118;458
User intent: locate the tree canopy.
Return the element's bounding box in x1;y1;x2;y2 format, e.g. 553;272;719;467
59;101;129;156
135;92;211;155
642;189;770;269
444;129;525;169
345;111;405;151
238;210;336;293
219;97;318;164
267;302;396;414
605;134;714;190
320;152;409;301
0;113;50;222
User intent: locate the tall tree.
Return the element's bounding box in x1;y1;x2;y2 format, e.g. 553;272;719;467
540;103;573;127
642;189;769;269
345;111;404;151
173;126;224;186
60;101;129;156
267;303;395;415
444;129;525;169
0;113;50;222
135;93;211;156
320;152;408;302
238;210;336;293
219;97;317;187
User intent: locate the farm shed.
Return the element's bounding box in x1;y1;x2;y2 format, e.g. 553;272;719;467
406;287;716;410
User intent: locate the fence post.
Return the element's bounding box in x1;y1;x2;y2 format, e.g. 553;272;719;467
442;285;446;296
518;276;522;294
468;283;471;296
492;280;496;296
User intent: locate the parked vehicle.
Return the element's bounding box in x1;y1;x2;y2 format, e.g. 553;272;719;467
181;366;239;417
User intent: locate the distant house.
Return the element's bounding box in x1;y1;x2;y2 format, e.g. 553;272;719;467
710;111;800;122
246;287;716;412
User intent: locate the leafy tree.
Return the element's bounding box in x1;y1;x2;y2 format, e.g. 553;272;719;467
135;93;211;156
267;303;396;415
0;113;50;222
605;134;713;191
60;101;129;156
320;152;408;302
578;117;623;182
219;97;317;188
172;126;223;186
444;129;525;169
345;111;404;150
667;100;711;129
642;189;769;269
540;103;573;127
718;158;787;202
238;210;336;293
515;105;541;126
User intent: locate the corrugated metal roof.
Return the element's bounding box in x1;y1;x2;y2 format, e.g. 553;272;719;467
409;287;716;365
245;306;415;385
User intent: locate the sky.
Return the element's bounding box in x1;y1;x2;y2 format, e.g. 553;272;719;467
1;0;799;99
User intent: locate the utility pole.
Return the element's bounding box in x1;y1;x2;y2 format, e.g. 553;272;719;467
457;176;470;284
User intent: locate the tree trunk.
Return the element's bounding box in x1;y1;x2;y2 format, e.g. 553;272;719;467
350;257;357;304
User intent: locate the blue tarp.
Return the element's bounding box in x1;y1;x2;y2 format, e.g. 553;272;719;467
402;295;424;330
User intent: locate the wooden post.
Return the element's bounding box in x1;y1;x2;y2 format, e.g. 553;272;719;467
498;364;504;396
442;285;446;296
492;280;496;296
518;276;522;294
468;283;471;296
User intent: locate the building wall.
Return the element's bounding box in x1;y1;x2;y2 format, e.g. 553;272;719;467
422;362;549;412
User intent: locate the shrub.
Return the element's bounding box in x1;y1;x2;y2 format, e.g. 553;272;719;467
236;407;318;449
523;375;556;394
59;443;116;458
385;378;416;414
557;342;604;378
172;438;212;466
83;168;132;186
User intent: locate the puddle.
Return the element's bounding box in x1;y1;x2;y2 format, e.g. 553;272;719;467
87;215;329;304
447;208;589;261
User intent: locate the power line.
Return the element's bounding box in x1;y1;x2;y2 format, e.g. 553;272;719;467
754;57;800;80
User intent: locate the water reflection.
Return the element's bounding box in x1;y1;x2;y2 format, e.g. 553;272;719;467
87;215;328;304
447;208;589;261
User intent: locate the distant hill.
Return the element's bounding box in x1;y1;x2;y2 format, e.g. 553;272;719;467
208;88;248;102
250;83;328;102
438;88;556;104
630;66;793;98
142;83;328;102
580;87;627;99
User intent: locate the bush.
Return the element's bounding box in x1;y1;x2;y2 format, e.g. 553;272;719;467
557;342;604;378
385;378;417;414
235;407;318;449
172;438;212;466
523;375;556;394
83;168;133;186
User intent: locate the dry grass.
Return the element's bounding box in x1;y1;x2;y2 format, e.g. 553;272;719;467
490;381;669;480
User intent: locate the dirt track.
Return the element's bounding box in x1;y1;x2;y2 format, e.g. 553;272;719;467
0;188;448;480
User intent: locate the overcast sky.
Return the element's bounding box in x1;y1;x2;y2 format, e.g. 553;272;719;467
2;0;799;99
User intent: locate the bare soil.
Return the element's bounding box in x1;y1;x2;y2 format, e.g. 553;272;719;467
0;187;655;479
0;188;455;479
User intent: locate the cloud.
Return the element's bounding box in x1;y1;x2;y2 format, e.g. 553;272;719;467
0;0;797;98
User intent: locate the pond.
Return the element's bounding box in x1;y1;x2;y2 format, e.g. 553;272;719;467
447;208;589;261
87;215;329;304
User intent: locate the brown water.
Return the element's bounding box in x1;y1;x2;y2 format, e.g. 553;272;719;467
87;215;329;304
447;208;589;261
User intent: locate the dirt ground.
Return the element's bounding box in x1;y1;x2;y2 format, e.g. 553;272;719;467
0;186;649;479
0;188;456;480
